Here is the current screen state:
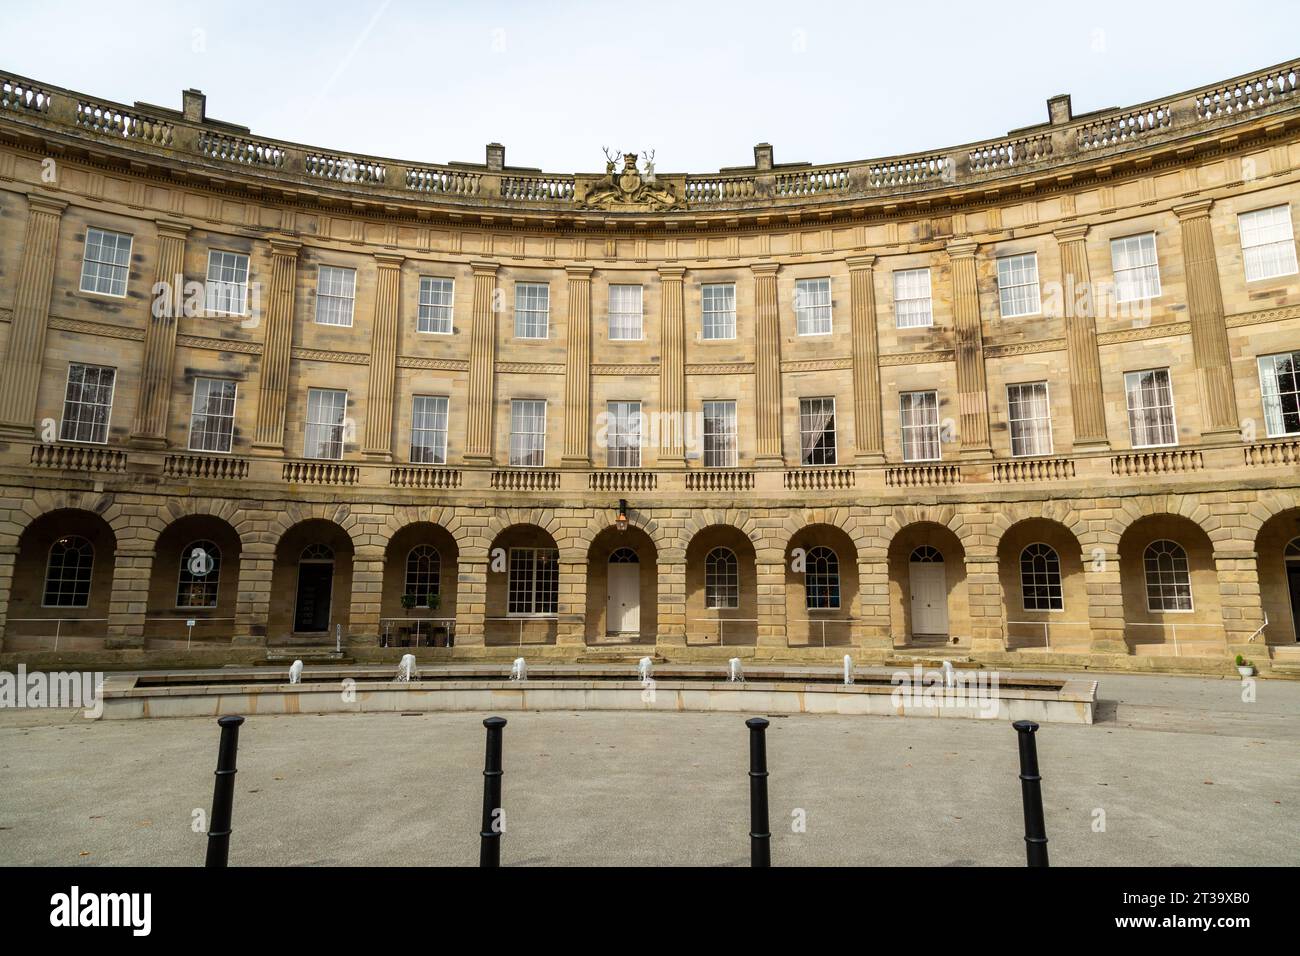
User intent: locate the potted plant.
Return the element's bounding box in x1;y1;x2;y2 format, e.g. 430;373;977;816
1235;654;1255;678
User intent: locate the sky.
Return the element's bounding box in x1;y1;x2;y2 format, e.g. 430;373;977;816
2;1;1297;174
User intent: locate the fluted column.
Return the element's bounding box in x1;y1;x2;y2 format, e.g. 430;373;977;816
363;254;403;460
252;238;301;449
945;241;992;460
464;262;499;464
130;220;192;448
1174;200;1240;441
847;255;884;463
751;263;783;465
562;266;594;466
0;195;67;438
1054;226;1109;448
658;266;687;467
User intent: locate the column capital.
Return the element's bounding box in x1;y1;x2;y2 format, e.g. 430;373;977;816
268;237;302;258
657;265;686;279
1053;224;1090;243
374;252;405;269
153;218;193;239
471;260;499;277
25;193;68;216
750;262;780;277
565;265;594;279
1173;198;1214;220
945;239;979;259
845;254;877;271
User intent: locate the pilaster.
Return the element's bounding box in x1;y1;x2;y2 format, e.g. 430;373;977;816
657;266;687;467
0;194;68;438
252;238;302;450
362;254;403;460
1054;225;1109;449
945;241;992;460
751;263;784;465
562;266;594;467
847;255;885;463
464;262;499;464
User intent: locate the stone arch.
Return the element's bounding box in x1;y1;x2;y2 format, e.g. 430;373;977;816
145;512;244;644
378;505;472;555
1106;495;1222;553
1243;490;1300;542
265;502;367;551
783;522;860;647
8;508;120;651
1117;513;1223;653
1254;505;1300;645
483;508;582;562
995;514;1090;652
152;496;262;551
878;504;982;557
677;508;769;559
575;507;670;559
268;517;357;639
885;519;971;648
776;507;870;558
986;501;1089;555
9;490;132;548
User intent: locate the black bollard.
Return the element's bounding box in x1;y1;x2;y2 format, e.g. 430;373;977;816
204;714;245;868
1012;719;1049;867
746;717;771;867
479;716;507;867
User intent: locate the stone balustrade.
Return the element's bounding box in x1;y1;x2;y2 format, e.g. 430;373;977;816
2;58;1297;214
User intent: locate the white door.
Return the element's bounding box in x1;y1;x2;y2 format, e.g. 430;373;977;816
909;562;949;635
607;560;640;634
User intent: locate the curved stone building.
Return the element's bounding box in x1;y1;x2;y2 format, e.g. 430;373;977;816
0;62;1298;671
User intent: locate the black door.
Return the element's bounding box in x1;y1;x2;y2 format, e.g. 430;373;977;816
1288;562;1300;642
294;563;333;632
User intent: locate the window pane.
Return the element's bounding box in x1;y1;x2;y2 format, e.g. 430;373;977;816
606;401;641;468
510;399;547;466
315;266;356;326
1259;351;1300;437
205;250;250;315
893;268;933;328
997;253;1041;318
795;278;832;335
188;378;237;452
305;388;347;459
1239;205;1299;282
515;283;549;338
608;284;643;340
702;283;737;339
702;401;737;467
1007;382;1053;457
1124;368;1177;447
418;277;454;333
900;390;941;462
60;363;116;443
79;228;133;297
799;397;837;465
410;395;449;463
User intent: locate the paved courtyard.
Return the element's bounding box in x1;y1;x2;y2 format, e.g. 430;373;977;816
0;671;1296;866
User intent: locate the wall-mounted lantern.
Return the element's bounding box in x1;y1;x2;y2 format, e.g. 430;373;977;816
615;499;629;532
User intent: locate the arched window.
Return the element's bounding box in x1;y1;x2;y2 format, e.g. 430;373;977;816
177;539;221;608
1144;540;1193;611
609;548;639;564
1286;537;1300;559
804;546;840;609
909;546;943;563
44;535;94;608
301;544;334;562
1020;543;1062;611
705;547;739;609
405;545;441;605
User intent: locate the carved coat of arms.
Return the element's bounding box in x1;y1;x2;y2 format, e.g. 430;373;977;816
578;148;681;210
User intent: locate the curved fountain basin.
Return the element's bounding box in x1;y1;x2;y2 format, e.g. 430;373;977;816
97;665;1097;724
